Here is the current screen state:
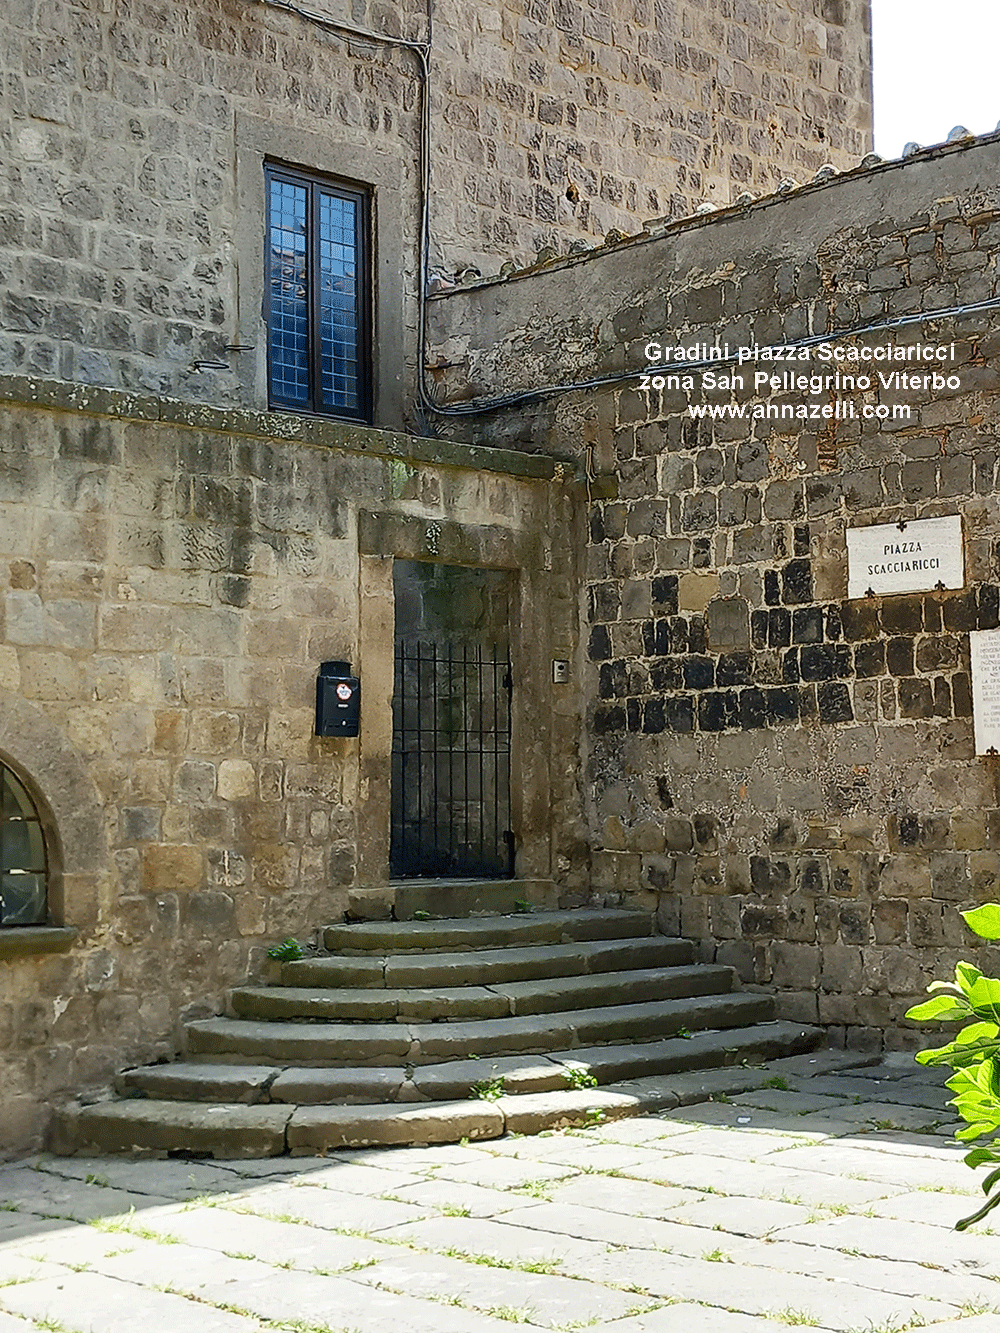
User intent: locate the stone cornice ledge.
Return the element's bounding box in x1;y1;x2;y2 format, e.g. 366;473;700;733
0;374;566;482
0;927;78;961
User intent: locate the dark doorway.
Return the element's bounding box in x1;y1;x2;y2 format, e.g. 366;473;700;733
391;561;514;879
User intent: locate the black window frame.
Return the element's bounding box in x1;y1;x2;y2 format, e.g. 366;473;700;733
0;760;49;929
265;161;373;424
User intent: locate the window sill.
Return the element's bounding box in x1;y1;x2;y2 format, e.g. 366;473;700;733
0;927;77;961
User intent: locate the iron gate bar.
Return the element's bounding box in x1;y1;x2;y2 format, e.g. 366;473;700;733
391;639;513;879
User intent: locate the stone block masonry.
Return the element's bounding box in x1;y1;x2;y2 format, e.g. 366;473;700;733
424;0;873;270
0;0;872;402
0;377;581;1156
427;131;1000;1052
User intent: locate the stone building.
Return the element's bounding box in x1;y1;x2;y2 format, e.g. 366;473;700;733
0;0;878;1155
429;128;1000;1054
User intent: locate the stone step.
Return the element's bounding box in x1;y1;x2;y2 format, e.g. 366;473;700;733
321;908;654;955
280;935;693;990
118;1021;816;1107
231;964;735;1023
184;992;774;1066
348;878;558;922
55;1022;822;1156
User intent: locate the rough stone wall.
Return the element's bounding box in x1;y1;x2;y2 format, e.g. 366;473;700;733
1;0;423;410
0;376;579;1155
425;0;873;272
427;134;1000;1051
1;0;872;400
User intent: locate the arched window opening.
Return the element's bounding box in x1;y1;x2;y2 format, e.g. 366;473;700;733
0;763;48;927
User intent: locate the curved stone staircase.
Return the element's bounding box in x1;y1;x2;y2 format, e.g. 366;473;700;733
52;905;820;1158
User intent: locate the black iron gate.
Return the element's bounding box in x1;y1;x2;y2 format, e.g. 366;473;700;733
391;641;513;878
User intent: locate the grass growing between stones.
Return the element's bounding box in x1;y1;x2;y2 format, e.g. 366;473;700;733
439;1245;563;1275
87;1210;180;1244
770;1310;821;1327
843;1317;928;1333
470;1074;506;1101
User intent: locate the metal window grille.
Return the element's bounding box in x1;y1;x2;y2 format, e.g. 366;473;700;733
391;642;514;879
265;164;371;422
0;764;47;927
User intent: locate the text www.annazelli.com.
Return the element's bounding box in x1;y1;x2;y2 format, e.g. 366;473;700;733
687;400;912;422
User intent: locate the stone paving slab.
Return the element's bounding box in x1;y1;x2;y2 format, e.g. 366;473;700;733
775;1213;1000;1274
771;1141;974;1190
864;1189;981;1225
28;1154;248;1200
656;1193;815;1236
0;1166;174;1222
178;1265;547;1332
3;1057;999;1333
217;1181;429;1231
388;1175;551;1216
546;1173;711;1218
273;1159;428;1196
786;1099;950;1131
421;1154;581;1190
917;1318;1000;1332
561;1246;959;1330
146;1206;400;1270
349;1246;641;1326
586;1309;836;1333
644;1124;819;1160
634;1151;911;1207
0;1313;52;1333
378;1212;611;1269
0;1271;268;1332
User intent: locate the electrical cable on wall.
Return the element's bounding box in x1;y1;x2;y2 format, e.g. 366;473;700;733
257;1;998;428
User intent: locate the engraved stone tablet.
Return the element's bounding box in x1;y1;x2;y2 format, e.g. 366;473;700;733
971;628;1000;755
846;515;964;599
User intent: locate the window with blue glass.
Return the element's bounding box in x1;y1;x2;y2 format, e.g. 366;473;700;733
0;763;48;927
265;164;371;421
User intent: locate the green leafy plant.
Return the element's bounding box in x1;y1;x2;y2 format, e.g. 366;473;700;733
412;909;431;920
905;902;1000;1230
514;900;533;914
267;937;303;961
470;1072;506;1101
563;1065;598;1090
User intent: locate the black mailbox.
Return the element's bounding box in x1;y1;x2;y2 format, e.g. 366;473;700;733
315;660;360;736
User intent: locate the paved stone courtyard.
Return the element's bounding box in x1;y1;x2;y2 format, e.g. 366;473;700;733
1;1054;997;1333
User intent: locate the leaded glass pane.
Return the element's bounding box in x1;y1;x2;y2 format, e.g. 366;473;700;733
2;767;34;818
0;821;44;872
318;191;360;412
0;873;47;926
268;176;310;404
0;762;47;926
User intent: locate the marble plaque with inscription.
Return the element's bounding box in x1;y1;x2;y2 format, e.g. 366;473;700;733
971;629;1000;755
846;515;964;599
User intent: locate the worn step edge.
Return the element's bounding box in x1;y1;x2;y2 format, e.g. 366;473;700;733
232;965;737;1023
184;993;775;1065
52;1025;823;1157
282;936;694;989
322;908;654;955
497;1023;821;1133
286;1100;505;1153
49;1101;292;1159
106;1020;819;1106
